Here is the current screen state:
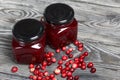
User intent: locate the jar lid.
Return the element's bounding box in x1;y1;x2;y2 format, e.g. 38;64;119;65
12;19;44;43
44;3;74;25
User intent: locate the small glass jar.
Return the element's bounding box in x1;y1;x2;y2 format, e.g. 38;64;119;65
43;3;78;49
12;19;46;64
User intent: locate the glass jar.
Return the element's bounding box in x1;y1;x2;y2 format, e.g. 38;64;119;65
43;3;78;49
12;19;46;64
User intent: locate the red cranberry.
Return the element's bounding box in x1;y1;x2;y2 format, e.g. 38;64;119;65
72;63;78;69
81;65;86;70
65;62;70;67
30;68;35;73
11;66;18;73
37;76;42;80
74;40;79;46
79;58;84;63
56;48;60;53
78;47;83;51
52;77;57;80
68;54;73;58
42;61;47;66
57;65;63;70
83;51;88;56
61;73;67;78
90;68;96;73
46;76;50;80
62;46;66;51
58;60;63;65
65;66;70;71
61;68;66;74
66;50;70;55
51;57;56;63
69;60;73;64
78;43;83;48
32;75;37;80
62;55;68;61
87;62;94;68
35;65;41;70
38;72;43;76
67;76;74;80
70;68;75;73
54;68;61;75
46;57;51;62
33;70;39;75
29;75;33;79
45;53;51;58
40;66;46;70
29;64;34;68
49;52;54;57
69;48;73;52
49;74;55;78
74;58;79;63
44;71;49;76
67;72;72;77
74;75;79;80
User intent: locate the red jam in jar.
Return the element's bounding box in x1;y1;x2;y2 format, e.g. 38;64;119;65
43;3;78;49
12;19;46;64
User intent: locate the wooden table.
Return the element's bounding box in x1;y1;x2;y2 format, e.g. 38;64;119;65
0;0;120;80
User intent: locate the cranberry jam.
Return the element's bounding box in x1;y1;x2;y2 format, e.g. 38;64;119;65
43;3;78;49
12;19;46;64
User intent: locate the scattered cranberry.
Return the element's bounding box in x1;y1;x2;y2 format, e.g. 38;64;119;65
11;66;18;73
44;71;49;76
29;75;33;79
67;72;72;77
49;52;54;57
70;68;75;73
66;50;70;55
61;73;67;78
51;57;56;63
62;55;68;61
32;75;37;80
69;60;73;64
87;62;94;68
30;68;35;73
74;75;79;80
33;70;39;75
90;67;96;73
62;46;66;51
68;48;73;52
42;61;47;66
37;76;42;80
68;54;73;58
65;62;70;67
29;64;34;68
81;65;86;70
78;47;83;51
49;74;55;78
40;66;46;70
65;66;70;71
35;65;41;70
57;65;63;70
83;51;88;56
74;40;79;46
46;76;50;80
58;60;63;65
72;63;78;69
56;48;60;53
54;68;61;75
78;43;83;48
67;76;74;80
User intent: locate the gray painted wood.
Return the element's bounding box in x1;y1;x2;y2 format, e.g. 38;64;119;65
0;0;120;80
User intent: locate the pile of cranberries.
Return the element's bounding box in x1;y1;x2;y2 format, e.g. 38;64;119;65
11;40;96;80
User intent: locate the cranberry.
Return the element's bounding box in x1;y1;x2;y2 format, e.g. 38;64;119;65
87;62;94;68
67;72;72;77
45;53;51;58
67;76;74;80
74;40;79;46
38;72;43;76
30;68;35;73
35;65;41;70
56;48;60;53
65;62;70;67
81;65;86;70
54;68;61;75
37;76;42;80
68;54;73;58
79;58;84;63
61;73;67;78
66;50;71;55
46;76;50;80
65;66;70;71
49;52;54;57
44;71;49;76
51;57;56;63
49;74;55;78
57;65;63;70
33;70;39;75
32;75;37;80
74;75;79;80
72;63;78;69
29;75;33;79
78;43;83;48
83;51;88;56
69;60;73;64
11;66;18;73
29;64;34;68
62;46;66;51
40;66;46;70
62;55;68;61
61;68;66;74
78;47;83;51
58;60;63;65
70;68;75;73
69;48;73;52
42;61;47;66
90;68;96;73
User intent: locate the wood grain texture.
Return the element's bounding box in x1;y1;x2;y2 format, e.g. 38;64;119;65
0;0;120;80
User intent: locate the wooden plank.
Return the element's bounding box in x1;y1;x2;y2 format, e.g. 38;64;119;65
0;0;120;80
